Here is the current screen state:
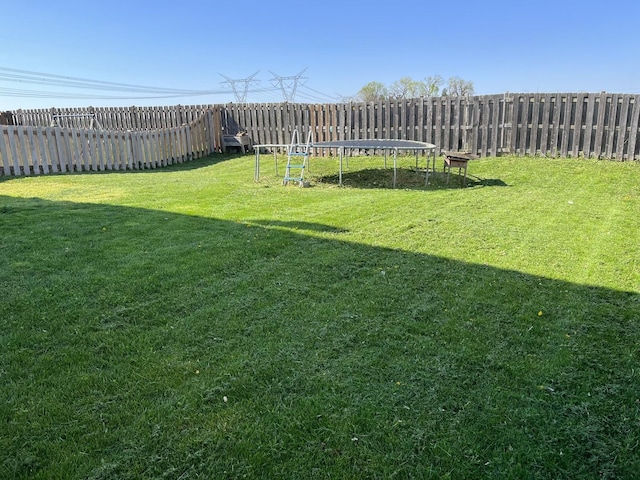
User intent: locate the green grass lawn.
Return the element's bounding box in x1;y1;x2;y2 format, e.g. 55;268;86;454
1;153;639;479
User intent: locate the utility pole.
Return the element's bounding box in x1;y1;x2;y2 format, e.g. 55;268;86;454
219;71;260;103
268;68;308;102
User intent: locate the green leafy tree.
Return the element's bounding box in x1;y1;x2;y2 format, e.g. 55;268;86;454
356;75;473;101
389;77;422;99
357;82;388;102
390;76;444;98
422;75;443;97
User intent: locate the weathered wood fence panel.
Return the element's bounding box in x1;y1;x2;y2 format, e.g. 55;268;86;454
0;120;217;177
4;93;639;178
218;93;640;160
11;104;215;131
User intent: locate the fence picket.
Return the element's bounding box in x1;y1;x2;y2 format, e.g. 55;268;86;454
25;127;40;174
16;127;31;175
605;94;619;159
593;93;608;158
6;126;23;174
68;129;82;171
480;98;490;157
0;127;12;174
118;131;129;169
615;95;631;160
151;130;161;165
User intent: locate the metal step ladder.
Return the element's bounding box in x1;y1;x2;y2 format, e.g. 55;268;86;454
283;129;313;186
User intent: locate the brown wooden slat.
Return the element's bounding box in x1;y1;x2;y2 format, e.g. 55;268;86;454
538;94;551;156
508;95;520;155
615;95;631;160
434;98;444;153
450;97;460;151
481;97;490;157
393;100;401;140
580;94;596;158
424;98;434;145
529;94;541;156
444;97;452;151
367;101;375;139
628;96;640;160
489;96;499;156
519;95;531;155
559;95;572;157
345;102;353;141
592;93;608;158
548;95;561;157
605;94;620;159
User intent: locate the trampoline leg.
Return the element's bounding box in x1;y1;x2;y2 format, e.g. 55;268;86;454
393;148;397;188
425;154;429;186
339;147;343;186
274;150;278;176
254;148;259;181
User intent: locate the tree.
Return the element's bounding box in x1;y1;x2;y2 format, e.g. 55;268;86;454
422;75;443;97
357;82;388;102
389;76;444;98
442;76;474;97
355;75;473;101
389;77;421;99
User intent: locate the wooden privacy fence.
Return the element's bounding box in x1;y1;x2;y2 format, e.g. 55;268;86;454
12;104;217;131
0;109;220;176
3;93;639;177
221;93;640;160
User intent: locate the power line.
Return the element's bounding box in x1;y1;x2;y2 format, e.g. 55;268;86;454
0;66;342;104
0;86;224;100
296;85;341;103
301;85;341;100
0;66;219;95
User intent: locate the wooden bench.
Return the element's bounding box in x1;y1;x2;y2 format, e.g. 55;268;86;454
443;151;476;186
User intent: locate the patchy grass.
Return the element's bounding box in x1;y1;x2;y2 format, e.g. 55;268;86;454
1;153;639;479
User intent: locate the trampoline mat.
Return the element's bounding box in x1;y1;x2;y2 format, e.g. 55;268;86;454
313;139;435;149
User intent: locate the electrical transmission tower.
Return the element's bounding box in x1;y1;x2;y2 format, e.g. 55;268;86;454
269;68;308;102
219;71;260;103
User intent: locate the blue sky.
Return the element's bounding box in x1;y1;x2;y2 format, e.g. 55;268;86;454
1;0;638;111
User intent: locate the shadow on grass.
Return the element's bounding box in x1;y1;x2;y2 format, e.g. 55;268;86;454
317;167;508;189
1;195;638;478
99;152;240;174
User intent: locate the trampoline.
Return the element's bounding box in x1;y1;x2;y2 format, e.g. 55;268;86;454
254;139;437;188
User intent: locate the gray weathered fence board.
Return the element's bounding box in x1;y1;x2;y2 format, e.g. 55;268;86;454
0;110;217;176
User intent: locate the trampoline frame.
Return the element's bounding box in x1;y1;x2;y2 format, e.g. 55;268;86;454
254;139;437;188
